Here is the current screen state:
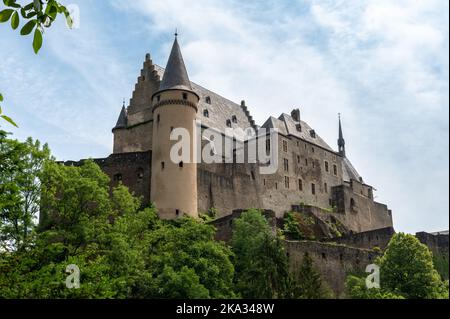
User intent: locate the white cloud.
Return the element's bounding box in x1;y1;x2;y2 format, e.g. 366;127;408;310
1;0;447;233
120;0;448;233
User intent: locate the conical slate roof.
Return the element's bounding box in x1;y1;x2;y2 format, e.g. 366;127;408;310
159;37;193;91
113;106;127;130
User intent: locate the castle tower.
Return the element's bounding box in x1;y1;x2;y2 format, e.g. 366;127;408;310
338;113;346;157
150;35;200;219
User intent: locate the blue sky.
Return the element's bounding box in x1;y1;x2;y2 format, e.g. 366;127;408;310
0;0;448;234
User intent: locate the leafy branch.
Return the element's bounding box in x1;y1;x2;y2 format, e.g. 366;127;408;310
0;0;73;127
0;93;17;127
0;0;73;53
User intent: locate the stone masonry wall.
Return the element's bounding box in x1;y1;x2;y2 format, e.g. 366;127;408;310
285;240;380;298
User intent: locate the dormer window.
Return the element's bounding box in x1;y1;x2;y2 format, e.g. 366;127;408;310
310;130;316;138
296;124;302;132
226;119;232;127
203;109;209;118
205;96;211;104
232;115;238;123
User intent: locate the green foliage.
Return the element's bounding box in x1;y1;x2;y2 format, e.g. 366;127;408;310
133;217;235;299
1;1;74;127
379;233;445;299
0;133;50;251
231;209;291;298
0;0;73;54
0;136;237;298
433;253;449;281
282;212;315;240
345;275;404;299
290;252;333;299
345;233;449;299
0;95;18;128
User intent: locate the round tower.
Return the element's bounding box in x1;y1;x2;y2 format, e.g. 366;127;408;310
150;35;199;219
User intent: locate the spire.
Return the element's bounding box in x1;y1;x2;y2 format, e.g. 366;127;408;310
113;104;127;130
338;113;346;157
159;35;193;92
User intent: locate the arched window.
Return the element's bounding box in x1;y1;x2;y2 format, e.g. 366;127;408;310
205;96;211;104
179;161;184;168
226;119;232;127
203;109;209;118
350;198;356;211
182;93;188;100
232;115;238;123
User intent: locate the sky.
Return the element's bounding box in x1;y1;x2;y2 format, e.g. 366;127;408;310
0;0;448;234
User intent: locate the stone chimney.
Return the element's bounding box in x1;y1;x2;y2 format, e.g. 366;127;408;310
291;108;301;122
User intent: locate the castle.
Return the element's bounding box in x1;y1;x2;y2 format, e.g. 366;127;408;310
76;35;392;234
61;36;450;296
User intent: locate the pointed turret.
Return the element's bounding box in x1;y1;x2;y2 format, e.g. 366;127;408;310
338;113;346;157
158;36;193;92
113;104;127;131
150;33;200;220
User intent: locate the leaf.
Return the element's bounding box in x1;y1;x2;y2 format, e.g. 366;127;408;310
4;0;21;8
0;9;14;22
65;12;73;28
1;115;18;127
11;11;19;29
0;93;3;102
33;28;43;54
20;19;36;35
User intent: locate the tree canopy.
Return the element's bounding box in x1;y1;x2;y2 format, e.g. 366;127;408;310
346;233;449;299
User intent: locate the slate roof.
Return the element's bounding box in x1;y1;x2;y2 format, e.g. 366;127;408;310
159;37;192;92
113;106;127;130
154;65;255;134
261;113;334;152
342;157;363;183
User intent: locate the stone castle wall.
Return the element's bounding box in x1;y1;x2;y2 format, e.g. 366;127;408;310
416;231;449;256
113;121;153;154
64;152;152;206
328;227;395;250
285;240;380;298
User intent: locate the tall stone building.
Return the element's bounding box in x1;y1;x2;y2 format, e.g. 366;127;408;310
70;36;393;233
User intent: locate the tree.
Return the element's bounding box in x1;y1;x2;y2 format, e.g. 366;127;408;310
231;209;290;298
0;132;50;251
291;252;333;299
1;0;73;127
0;142;236;298
132;217;236;299
345;275;404;299
379;233;445;299
345;233;448;299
